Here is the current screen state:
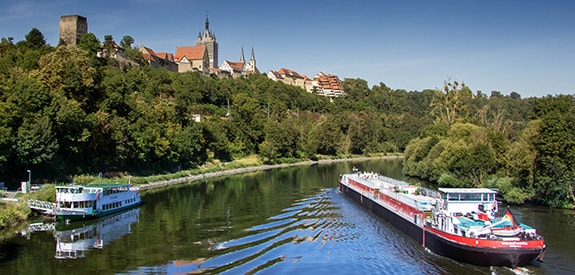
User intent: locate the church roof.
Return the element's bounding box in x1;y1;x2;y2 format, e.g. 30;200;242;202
223;60;245;72
175;46;206;62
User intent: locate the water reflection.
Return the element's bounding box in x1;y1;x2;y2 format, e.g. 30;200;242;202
26;207;140;259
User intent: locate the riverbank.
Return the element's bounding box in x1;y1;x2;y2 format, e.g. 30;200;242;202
138;156;401;191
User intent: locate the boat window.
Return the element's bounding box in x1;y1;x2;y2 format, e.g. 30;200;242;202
464;193;482;201
448;193;463;201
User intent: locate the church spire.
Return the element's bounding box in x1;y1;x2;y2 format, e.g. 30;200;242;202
205;13;210;32
240;46;245;62
250;47;255;61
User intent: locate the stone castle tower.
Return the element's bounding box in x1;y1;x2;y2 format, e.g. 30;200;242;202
196;15;218;69
59;15;88;46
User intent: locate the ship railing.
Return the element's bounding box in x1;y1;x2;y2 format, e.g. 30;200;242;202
377;175;410;188
377;187;422;209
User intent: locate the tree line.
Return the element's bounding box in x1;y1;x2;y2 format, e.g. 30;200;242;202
402;82;575;208
1;29;573;208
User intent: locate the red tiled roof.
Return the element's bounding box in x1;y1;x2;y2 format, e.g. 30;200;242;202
175;46;206;62
316;73;344;90
142;53;154;62
140;47;174;61
140;46;157;62
278;68;303;79
142;46;156;56
225;60;245;72
155;52;174;61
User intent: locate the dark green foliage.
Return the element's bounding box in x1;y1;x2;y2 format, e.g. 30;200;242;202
78;33;101;57
24;28;46;49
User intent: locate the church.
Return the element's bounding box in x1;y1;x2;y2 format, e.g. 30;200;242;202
177;15;259;77
219;47;259;78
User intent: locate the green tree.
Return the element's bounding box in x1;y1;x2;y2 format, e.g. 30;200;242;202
232;92;264;154
120;35;134;49
532;109;575;207
503;120;540;203
78;33;101;57
36;45;97;107
15;116;58;166
342;78;370;102
24;28;46;48
259;120;298;163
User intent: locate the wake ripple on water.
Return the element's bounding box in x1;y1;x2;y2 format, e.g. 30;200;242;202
153;188;350;274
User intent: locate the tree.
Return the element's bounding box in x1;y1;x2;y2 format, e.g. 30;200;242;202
532;108;575;207
342;78;370;101
232;92;264;154
503;120;540;203
431;80;472;126
346;114;371;155
78;33;101;57
15;116;59;166
120;35;134;49
104;35;114;45
315;117;343;156
25;28;46;48
259;120;298;163
36;45;97;106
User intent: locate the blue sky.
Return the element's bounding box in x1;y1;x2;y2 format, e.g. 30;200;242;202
1;0;574;98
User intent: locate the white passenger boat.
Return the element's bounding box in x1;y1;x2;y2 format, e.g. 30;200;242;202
55;183;141;222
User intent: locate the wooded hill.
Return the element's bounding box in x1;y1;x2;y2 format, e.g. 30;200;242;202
1;29;574;208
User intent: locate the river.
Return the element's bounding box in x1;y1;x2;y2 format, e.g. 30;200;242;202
0;159;573;274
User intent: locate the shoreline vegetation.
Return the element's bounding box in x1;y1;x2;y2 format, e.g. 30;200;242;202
138;155;399;191
0;154;399;241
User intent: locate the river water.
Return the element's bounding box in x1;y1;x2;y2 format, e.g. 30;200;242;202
0;159;573;274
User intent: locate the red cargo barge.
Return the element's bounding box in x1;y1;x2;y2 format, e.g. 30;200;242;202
339;170;545;268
